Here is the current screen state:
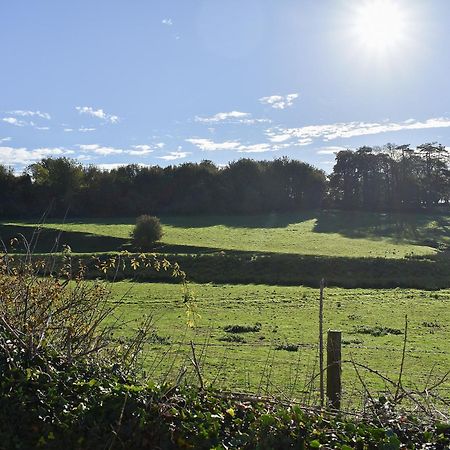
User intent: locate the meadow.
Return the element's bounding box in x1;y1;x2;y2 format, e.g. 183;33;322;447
2;210;450;407
108;281;450;407
6;210;450;258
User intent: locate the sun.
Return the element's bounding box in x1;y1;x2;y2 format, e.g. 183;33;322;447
350;0;408;55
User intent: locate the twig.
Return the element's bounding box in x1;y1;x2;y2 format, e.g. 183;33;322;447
190;340;204;390
394;314;408;403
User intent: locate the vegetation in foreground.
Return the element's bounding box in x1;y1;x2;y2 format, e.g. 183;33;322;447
2;344;450;449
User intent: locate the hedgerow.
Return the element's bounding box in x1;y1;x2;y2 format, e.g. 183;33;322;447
0;333;449;449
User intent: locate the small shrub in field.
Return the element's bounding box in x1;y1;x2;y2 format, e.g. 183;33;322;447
224;323;261;333
354;325;403;337
275;343;299;352
131;215;163;250
218;334;246;343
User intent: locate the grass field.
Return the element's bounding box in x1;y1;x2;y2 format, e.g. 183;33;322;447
3;210;450;405
5;210;450;258
107;281;450;406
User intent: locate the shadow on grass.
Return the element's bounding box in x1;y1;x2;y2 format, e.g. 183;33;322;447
0;224;129;254
313;210;450;246
0;224;231;255
7;209;450;249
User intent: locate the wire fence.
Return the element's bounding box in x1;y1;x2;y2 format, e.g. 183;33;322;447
140;329;450;419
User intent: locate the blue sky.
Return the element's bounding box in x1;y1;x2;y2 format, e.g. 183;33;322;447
2;0;450;172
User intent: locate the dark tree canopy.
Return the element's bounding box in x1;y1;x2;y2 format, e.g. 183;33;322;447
0;157;326;217
0;146;448;218
329;143;449;211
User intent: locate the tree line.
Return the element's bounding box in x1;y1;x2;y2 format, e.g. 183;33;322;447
0;143;449;217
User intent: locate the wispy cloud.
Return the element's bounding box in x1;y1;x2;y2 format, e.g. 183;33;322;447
266;117;450;145
7;110;51;120
162;18;173;26
237;143;275;153
0;137;11;143
75;106;119;124
195;111;270;125
186;138;240;151
77;143;158;156
128;145;154;155
158;150;191;161
2;116;52;130
316;146;348;155
259;93;299;110
78;144;123;155
0;146;72;165
195;111;251;124
2;117;27;127
187;137;283;154
79;127;96;132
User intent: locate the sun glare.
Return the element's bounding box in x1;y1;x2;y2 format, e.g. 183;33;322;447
351;0;408;56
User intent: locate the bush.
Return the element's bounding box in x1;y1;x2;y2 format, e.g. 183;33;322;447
131;215;163;250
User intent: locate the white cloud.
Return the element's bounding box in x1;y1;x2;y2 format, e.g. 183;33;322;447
266;117;450;145
291;138;314;147
75;106;119;124
158;151;191;161
186;137;285;154
35;126;50;131
0;146;71;165
77;143;159;156
195;111;270;125
63;128;74;132
78;144;123;155
259;93;299;110
316;146;348;155
2;117;27;127
186;138;240;151
0;137;11;143
240;118;271;125
79;127;96;132
129;145;154;156
195;111;251;123
237;143;274;153
132;144;152;151
8;110;51;120
162;18;173;26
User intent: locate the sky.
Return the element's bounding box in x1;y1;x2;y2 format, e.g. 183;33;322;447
2;0;450;172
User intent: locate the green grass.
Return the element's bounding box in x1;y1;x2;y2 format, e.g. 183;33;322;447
108;281;450;406
6;210;450;258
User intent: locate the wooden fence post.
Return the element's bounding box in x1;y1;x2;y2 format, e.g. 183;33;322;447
327;330;342;410
319;278;325;407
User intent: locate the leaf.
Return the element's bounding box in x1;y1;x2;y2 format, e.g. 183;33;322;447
226;407;235;417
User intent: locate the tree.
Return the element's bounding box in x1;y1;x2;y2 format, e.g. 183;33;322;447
131;215;163;250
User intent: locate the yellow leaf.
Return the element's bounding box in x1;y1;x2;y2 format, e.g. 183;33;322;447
226;408;235;417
